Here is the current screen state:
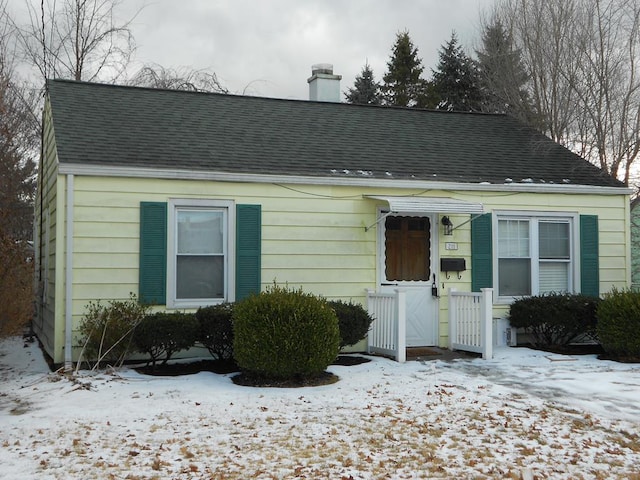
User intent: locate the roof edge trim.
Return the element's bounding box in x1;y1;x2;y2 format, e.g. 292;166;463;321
57;164;632;196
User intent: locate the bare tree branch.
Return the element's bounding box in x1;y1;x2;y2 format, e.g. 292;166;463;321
15;0;139;83
128;63;229;93
494;0;640;185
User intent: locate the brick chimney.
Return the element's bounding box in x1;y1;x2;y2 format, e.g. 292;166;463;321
307;63;342;102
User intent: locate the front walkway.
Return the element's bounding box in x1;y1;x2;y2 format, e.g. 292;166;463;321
406;346;480;362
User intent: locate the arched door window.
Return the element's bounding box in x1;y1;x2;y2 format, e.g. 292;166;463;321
384;216;431;281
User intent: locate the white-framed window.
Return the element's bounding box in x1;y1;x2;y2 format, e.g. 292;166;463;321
167;199;235;308
495;212;576;300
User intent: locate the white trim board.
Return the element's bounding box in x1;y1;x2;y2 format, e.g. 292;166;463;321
57;163;632;196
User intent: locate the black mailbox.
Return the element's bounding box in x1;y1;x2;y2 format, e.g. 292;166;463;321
440;258;466;272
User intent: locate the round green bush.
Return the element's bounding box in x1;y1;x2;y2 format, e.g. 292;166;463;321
327;300;374;348
133;312;198;367
597;288;640;358
196;303;234;361
233;284;340;379
508;293;599;347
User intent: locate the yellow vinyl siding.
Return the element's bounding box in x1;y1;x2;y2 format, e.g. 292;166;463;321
45;173;629;361
433;192;629;346
73;252;138;269
33;99;61;359
64;177;382;360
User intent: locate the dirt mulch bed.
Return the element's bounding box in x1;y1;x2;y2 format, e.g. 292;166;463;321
135;354;371;378
232;370;340;388
523;343;640;363
332;354;371;366
524;344;605;356
598;353;640;363
229;354;371;388
135;359;239;376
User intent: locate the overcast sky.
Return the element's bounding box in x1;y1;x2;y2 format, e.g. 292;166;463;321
10;0;498;100
120;0;498;100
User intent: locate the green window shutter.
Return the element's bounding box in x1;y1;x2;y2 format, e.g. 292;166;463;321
580;215;599;297
471;213;493;292
139;202;167;305
236;204;262;300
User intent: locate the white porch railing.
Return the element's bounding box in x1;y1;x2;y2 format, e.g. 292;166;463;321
366;289;407;363
366;287;494;362
448;288;494;359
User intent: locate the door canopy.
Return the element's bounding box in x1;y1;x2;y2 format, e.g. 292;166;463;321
365;195;484;214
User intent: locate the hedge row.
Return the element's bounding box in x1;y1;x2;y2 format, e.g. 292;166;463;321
509;290;640;359
596;288;640;358
79;289;374;374
508;293;600;347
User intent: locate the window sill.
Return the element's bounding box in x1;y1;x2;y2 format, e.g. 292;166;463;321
495;296;519;305
167;298;226;310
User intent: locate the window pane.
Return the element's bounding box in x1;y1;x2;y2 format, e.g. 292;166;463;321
176;256;224;299
539;222;569;259
498;258;531;296
385;216;430;281
385;216;401;230
498;219;529;257
177;210;224;254
539;262;569;294
408;218;428;231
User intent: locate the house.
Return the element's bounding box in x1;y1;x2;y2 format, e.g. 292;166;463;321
631;197;640;290
34;66;631;368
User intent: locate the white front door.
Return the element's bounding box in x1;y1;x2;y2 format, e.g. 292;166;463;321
379;213;439;346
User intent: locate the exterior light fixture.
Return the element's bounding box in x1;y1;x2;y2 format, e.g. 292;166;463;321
441;216;453;236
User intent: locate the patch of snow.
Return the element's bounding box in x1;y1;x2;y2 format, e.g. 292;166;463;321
385;171;392;176
521;178;534;183
504;178;513;183
1;337;639;479
562;178;571;184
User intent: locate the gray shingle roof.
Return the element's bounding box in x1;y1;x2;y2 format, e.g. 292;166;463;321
47;79;624;188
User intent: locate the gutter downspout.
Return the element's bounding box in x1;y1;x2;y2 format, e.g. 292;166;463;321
35;111;45;333
64;174;74;371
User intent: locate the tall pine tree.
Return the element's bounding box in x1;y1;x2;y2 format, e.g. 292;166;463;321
345;62;382;105
476;20;531;122
429;32;483;112
381;31;425;107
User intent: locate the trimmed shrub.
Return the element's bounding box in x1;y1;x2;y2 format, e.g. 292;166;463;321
328;300;374;348
78;293;150;367
196;303;234;361
233;284;340;379
133;312;199;368
508;293;600;347
597;288;640;358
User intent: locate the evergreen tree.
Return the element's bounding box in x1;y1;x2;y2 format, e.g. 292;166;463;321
345;62;382;105
430;32;483;112
381;31;425;107
476;20;532;122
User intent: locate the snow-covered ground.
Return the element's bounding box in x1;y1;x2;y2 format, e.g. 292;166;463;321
1;336;639;479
